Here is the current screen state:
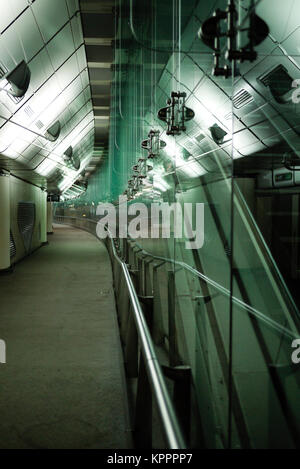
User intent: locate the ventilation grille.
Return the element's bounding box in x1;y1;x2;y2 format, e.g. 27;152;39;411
17;202;35;253
35;120;44;130
232;89;254;109
260;65;290;86
259;65;293;97
24;105;34;118
0;64;7;78
10;231;16;258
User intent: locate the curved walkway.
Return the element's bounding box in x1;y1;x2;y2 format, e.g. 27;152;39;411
0;224;130;449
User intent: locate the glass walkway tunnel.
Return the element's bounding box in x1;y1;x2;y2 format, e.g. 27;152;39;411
0;0;299;450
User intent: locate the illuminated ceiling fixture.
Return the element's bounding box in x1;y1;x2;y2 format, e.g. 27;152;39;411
158;92;195;136
45;121;61;142
198;0;269;78
0;61;31;97
63;146;81;171
209;123;227;144
141;129;166;158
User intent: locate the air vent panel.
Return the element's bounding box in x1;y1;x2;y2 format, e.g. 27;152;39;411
17;202;35;253
232;89;254;109
35;120;44;130
24;105;34;118
10;231;16;258
259;65;294;100
0;64;7;78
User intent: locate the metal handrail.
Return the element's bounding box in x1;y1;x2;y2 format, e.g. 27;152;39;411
53;215;298;340
128;236;299;341
54;215;186;449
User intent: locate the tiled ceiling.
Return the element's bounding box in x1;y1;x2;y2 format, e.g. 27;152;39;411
0;0;114;194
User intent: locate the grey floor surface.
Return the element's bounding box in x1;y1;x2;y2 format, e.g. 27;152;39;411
0;224;130;449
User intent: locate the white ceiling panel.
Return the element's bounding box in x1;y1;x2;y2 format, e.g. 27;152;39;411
0;121;35;151
0;0;28;34
0;37;18;76
54;111;94;154
38;96;68;127
31;0;69;43
281;28;300;66
14;74;61;128
46;23;75;71
3;8;44;64
0;87;33;117
270;0;300;42
28;48;54;93
80;69;89;89
21;146;39;162
256;0;296;43
9;137;31;155
76;44;87;73
68;90;89;115
70;16;84;49
3;147;20;160
66;0;79;18
37;158;59;177
0;100;14;120
61;73;85;104
59;106;90;138
55;53;81;91
27;154;45;169
83;87;92;102
0;0;95;187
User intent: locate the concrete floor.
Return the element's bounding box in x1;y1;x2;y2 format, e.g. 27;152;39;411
0;224;130;449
